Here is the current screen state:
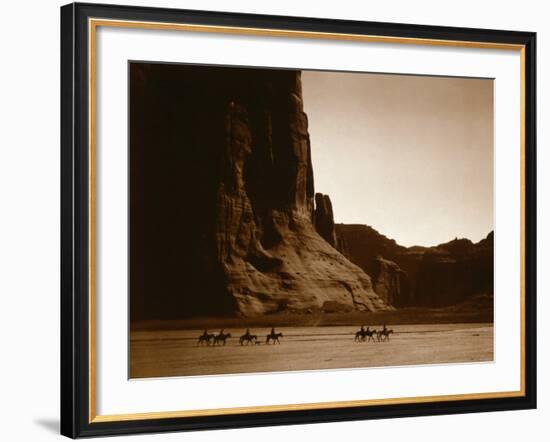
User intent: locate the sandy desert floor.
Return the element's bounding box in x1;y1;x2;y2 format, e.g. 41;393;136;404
130;323;493;378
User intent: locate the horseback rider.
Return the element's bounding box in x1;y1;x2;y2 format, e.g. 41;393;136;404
266;327;282;344
198;329;211;346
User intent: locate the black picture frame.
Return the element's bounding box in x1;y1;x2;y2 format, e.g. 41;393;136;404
61;2;537;438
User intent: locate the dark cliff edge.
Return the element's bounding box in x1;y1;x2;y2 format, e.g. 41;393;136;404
130;64;389;320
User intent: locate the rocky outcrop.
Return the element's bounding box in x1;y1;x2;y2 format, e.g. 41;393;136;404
130;64;389;319
371;257;410;306
334;224;411;306
335;225;493;308
412;233;494;307
314;193;338;247
334;224;406;267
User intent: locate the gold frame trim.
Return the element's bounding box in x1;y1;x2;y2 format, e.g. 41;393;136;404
88;18;527;424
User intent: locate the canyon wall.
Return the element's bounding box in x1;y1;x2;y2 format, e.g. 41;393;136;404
335;224;494;307
130;64;389;319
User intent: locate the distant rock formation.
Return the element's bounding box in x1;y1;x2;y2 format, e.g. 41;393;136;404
130;64;389;319
334;224;406;269
412;233;494;307
370;256;410;306
334;224;410;306
314;193;338;247
335;225;494;308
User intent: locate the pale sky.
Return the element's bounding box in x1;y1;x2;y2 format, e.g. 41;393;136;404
302;71;494;248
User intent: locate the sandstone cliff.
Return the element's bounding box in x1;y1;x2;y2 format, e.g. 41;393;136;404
334;224;411;306
130;64;388;319
314;193;338;248
335;224;494;308
412;233;494;307
371;256;410;306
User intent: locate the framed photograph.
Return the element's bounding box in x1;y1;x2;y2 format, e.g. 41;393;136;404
60;2;537;438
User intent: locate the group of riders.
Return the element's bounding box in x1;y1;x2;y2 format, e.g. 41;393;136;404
197;325;394;346
197;328;283;346
354;324;394;342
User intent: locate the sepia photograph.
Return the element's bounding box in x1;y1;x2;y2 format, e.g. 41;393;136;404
57;3;537;438
129;62;494;379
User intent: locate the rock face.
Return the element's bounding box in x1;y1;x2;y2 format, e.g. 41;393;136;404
371;256;410;306
314;193;338;247
335;225;493;307
130;64;389;319
412;233;494;307
334;224;411;306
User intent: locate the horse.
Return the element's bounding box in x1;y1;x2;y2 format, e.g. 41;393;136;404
365;329;378;342
354;326;370;342
377;329;394;341
266;331;283;344
239;333;257;346
354;330;366;342
197;331;214;346
213;331;232;346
